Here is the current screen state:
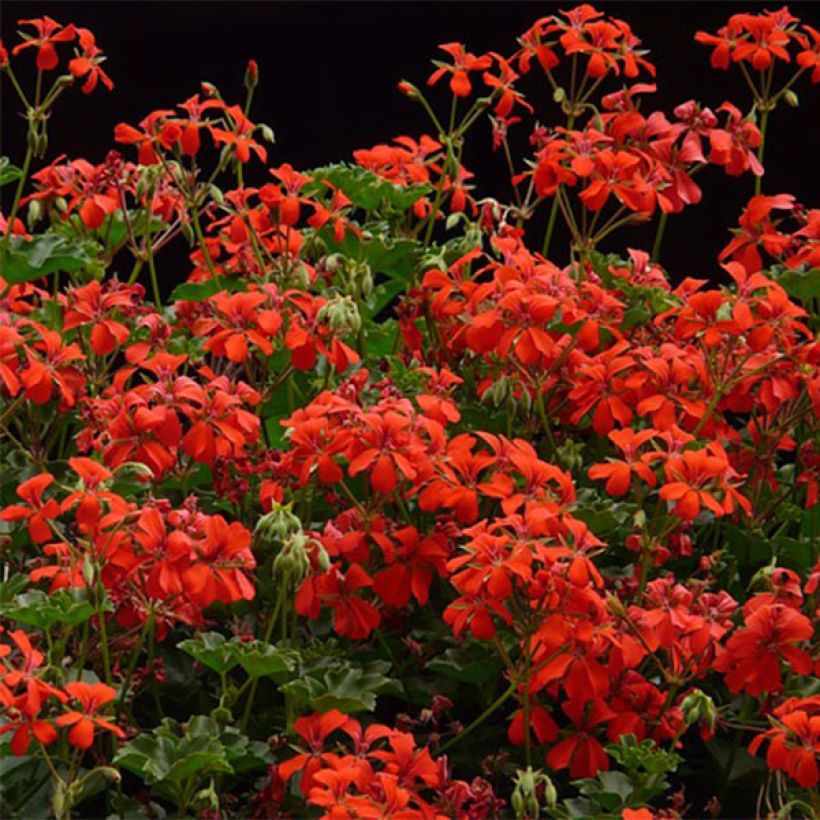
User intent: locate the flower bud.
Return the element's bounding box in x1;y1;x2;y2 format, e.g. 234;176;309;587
27;199;43;230
255;503;302;547
244;59;259;92
398;80;420;99
543;777;557;809
484;377;508;409
318;293;361;335
210;706;233;726
605;593;627;618
35;131;49;158
314;541;331;573
681;689;717;732
82;555;96;588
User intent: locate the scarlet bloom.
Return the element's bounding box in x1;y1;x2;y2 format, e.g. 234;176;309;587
0;686;59;756
297;564;381;639
659;445;751;521
749;696;820;788
182;515;256;607
68;27;113;93
588;428;658;495
796;25;820;83
1;473;60;543
427;42;492;97
278;709;350;794
56;682;124;750
12;17;76;71
716;602;813;696
546;698;614;778
372;527;448;607
209;105;267;164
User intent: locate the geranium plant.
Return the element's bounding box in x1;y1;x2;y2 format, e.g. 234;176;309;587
0;5;818;819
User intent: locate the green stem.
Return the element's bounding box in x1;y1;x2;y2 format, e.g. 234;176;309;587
96;582;113;687
437;679;517;753
117;614;153;715
651;211;668;263
2;142;33;252
754;107;769;197
541;113;575;258
240;584;287;733
522;633;533;767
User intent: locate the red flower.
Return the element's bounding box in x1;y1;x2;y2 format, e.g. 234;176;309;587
749;696;820;788
278;709;351;794
12;17;76;71
0;473;60;544
716;601;813;696
297;564;381;639
796;25;820;82
659;444;751;521
56;682;124;750
547;698;614;778
588;428;659;495
427;43;492;97
372;527;448;607
68;27;113;93
182;515;256;607
209;105;267;164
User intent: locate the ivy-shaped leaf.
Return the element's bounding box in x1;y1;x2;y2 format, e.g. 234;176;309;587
169;277;246;303
0;234;98;284
281;662;397;713
0;157;23;187
0;588;98;629
308;163;431;212
230;640;297;678
177;633;238;674
777;267;820;303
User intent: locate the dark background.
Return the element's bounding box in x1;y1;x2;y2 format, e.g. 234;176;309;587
2;0;818;281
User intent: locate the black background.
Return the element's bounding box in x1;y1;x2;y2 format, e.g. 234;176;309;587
2;1;818;282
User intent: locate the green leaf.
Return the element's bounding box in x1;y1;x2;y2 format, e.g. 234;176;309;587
0;157;23;187
0;234;98;284
596;771;634;801
364;319;400;359
282;662;397;713
177;633;238;674
169;277;245;303
427;645;500;685
777;267;820;303
365;279;405;319
323;230;423;286
0;588;97;629
113;717;249;810
230;640;297;678
309;163;431;212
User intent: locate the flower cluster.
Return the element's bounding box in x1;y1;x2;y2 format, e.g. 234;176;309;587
1;5;818;819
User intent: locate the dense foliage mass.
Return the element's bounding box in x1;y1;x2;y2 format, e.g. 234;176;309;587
0;5;819;818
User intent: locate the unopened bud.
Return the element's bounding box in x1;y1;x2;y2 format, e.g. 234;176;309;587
27;199;43;230
398;80;420;99
82;555;95;588
244;59;259;92
681;689;717;732
606;593;628;619
210;706;233;726
255;503;303;547
35;131;49;158
318;293;361;335
543;777;557;809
